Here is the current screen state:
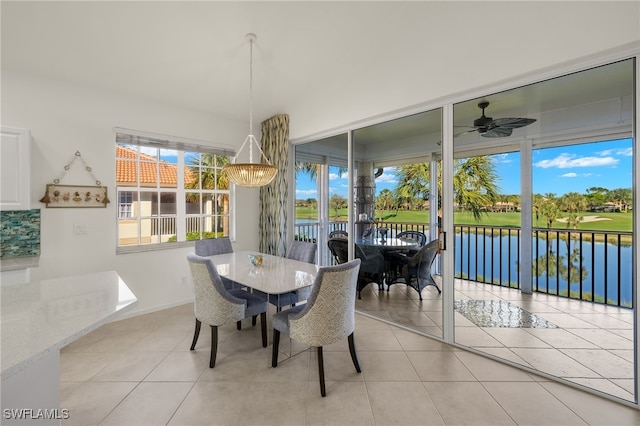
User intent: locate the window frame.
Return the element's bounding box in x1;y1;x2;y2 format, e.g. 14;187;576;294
115;130;235;253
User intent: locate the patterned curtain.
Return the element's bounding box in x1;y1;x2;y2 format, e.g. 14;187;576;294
259;114;289;256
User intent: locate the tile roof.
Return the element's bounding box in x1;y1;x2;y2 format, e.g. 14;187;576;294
116;145;195;187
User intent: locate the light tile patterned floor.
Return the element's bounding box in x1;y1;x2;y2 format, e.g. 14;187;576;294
60;301;640;425
355;277;636;402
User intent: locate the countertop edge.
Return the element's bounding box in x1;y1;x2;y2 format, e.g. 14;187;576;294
0;298;138;380
0;256;40;271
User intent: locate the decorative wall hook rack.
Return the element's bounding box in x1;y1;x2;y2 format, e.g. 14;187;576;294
39;151;110;208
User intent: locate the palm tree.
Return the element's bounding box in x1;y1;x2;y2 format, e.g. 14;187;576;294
185;153;230;192
185;153;230;237
559;192;587;229
395;156;498;221
539;194;560;228
376;189;395;213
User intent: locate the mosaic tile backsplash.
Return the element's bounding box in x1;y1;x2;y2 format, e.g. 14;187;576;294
1;209;41;258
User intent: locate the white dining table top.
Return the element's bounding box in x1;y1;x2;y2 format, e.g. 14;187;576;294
205;251;319;295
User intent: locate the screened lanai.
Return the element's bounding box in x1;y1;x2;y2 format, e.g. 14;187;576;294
292;57;637;405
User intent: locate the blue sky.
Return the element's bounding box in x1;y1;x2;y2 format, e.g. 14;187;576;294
295;138;633;199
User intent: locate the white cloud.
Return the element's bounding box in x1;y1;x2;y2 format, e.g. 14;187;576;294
561;172;577;178
491;153;512;164
534;153;618;169
618;147;633;157
598;147;632;157
329;173;344;180
296;189;317;196
376;170;398;184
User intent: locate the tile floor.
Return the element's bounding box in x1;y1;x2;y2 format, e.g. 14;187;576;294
60;302;640;425
355;277;636;402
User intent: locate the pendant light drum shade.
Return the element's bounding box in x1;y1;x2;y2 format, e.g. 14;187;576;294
223;33;277;188
224;161;277;188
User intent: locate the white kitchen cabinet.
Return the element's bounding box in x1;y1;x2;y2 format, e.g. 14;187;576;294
1;127;31;210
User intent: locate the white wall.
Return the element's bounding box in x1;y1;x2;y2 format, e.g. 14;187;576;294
2;70;260;314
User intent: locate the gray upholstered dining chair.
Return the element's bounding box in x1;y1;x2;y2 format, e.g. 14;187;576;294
194;237;233;256
187;253;268;368
194;237;237;290
254;240;317;311
271;259;362;397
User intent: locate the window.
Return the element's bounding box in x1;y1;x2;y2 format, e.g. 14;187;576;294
115;131;233;250
118;191;133;218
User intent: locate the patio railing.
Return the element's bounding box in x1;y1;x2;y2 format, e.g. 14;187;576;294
294;220;633;308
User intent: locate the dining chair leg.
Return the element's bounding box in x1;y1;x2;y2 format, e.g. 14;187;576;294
271;329;280;367
348;332;361;373
209;325;219;368
237;321;242;330
317;346;326;397
190;318;201;350
260;312;267;347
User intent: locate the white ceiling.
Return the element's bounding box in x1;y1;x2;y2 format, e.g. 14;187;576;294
2;1;639;142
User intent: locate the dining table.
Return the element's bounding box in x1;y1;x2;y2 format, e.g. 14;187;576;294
205;250;318;298
204;250;319;363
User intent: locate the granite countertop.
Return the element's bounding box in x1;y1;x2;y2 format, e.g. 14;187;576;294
0;271;137;380
0;255;40;271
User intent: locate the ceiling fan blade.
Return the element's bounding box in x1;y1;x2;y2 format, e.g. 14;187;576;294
481;127;513;138
492;117;536;129
454;129;478;137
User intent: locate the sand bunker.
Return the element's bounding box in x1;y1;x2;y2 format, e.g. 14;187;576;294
556;215;612;223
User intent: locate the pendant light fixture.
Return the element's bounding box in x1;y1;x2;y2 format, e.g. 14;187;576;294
223;33;277;188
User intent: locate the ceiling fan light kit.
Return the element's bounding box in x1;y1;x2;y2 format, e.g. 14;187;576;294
223;33;278;188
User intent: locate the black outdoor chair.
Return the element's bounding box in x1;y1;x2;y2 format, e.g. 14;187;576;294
329;230;349;239
386;239;440;300
328;237;385;298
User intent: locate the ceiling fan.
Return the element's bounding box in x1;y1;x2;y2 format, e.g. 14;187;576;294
458;101;536;138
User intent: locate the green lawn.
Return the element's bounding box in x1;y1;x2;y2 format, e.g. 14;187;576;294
296;208;632;232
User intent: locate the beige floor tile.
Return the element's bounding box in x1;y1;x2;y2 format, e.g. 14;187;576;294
367;381;444;425
424;382;516;425
349;329;402;351
393;328;451;351
358;351;419;382
453;350;535;382
510;348;601;378
454;326;503;347
541;381;640;425
235;382;308;426
61;381;137;426
406;350;476;382
568;327;633;349
99;382;192;426
59;352;116;382
483;382;588;425
91;351;168;382
144;350;209;382
483;327;551;348
168;381;249;425
561;348;634;378
523;328;598;349
569;377;634;401
308;350;364;383
305;381;374;426
128;329;187;352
